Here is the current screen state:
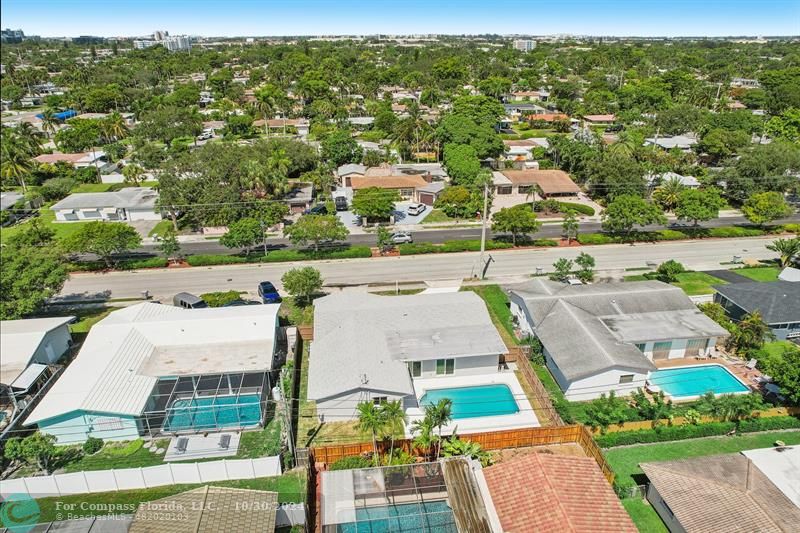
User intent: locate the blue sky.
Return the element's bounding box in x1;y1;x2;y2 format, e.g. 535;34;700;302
2;0;798;38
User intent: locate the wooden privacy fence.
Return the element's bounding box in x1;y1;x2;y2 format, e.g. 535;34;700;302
515;357;564;427
311;424;615;485
297;325;313;341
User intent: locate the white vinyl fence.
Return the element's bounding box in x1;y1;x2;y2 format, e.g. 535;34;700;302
0;456;281;498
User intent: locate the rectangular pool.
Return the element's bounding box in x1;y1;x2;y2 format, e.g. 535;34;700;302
420;384;519;419
164;394;262;432
648;364;749;400
337;501;457;533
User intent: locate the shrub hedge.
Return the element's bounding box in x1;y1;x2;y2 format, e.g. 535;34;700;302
185;246;372;266
577;225;775;246
595;415;800;448
398;239;555;256
69;257;169;271
556;201;595;216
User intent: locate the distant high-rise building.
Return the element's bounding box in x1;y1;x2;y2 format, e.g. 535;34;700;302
163;35;191;52
513;39;537;52
152;30;169;41
1;28;24;43
133;39;157;49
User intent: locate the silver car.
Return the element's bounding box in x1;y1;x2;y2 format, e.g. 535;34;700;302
407;203;427;216
390;231;413;244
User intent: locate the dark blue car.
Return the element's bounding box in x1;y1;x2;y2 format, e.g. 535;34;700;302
258;281;282;303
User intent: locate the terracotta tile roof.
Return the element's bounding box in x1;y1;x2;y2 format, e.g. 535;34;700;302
483;453;636;533
529;113;568;122
583;114;616;122
501;169;580;194
350;175;428;190
640;452;800;533
33;152;87;164
252;118;308;128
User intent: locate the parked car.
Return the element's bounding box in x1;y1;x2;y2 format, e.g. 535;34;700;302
196;130;213;141
173;292;208;309
304;204;328;215
407;203;427;216
257;281;282;303
352;214;362;226
334;196;348;211
390;231;413;244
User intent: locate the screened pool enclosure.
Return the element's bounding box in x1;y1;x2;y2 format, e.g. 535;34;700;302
139;371;273;436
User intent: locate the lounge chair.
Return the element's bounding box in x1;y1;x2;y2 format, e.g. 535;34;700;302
175;437;189;454
218;434;231;450
745;358;758;370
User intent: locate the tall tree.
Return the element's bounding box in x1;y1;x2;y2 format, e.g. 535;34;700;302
63;222;143;268
741;191;793;226
283;214;349;251
601;194;667;241
674;188;724;225
491;205;541;245
355;401;386;466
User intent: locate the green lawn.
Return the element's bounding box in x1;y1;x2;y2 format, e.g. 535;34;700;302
279;297;314;326
34;472;306;522
148;219;174;237
63;439;169;472
420;208;455;224
237;416;283;458
605;430;800;493
622;498;668;533
71;183;114;193
671;272;728;295
733;266;781;282
624;272;727;296
461;285;518;346
69;307;114;334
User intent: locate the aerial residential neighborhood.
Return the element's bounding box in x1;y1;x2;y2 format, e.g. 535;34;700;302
1;0;799;531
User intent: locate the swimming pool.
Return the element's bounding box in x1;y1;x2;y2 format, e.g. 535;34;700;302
419;384;519;419
337;501;457;533
163;394;262;432
648;364;749;400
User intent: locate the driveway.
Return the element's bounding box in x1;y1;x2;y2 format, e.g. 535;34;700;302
703;269;753;284
393;201;432;225
129;220;160;238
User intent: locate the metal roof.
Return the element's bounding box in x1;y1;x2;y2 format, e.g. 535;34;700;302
26;303;279;424
0;316;74;385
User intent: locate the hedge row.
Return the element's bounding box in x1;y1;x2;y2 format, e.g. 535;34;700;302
577;225;774;245
398;239;556;255
555;201;595;216
185;246;372;267
595;415;800;448
69;257;169;271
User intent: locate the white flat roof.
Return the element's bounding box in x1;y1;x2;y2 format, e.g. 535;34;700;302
742;446;800;507
27;303;279;424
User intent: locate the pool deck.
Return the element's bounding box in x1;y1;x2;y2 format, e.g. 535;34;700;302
653;357;762;388
405;371;539;438
164;432;240;462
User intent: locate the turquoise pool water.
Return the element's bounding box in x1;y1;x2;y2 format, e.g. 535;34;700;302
164;394;262;431
420;384;519;419
337;501;457;532
649;365;749;399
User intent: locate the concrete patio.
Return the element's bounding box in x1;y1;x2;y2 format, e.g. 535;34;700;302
164;432;241;462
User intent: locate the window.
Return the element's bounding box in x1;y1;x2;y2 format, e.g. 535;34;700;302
436;359;455;375
399;188;414;198
652;341;672;360
517;185;533;195
372;396;388;405
408;361;422;378
619;374;634;384
684;338;707;357
496;185;512;195
635;343;646;353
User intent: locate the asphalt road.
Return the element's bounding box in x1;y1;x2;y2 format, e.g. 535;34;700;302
60;235;779;301
137;214;800;255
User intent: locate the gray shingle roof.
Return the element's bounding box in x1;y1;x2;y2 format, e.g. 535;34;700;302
714;281;800;324
509;280;728;381
50;187;158;211
308;292;507;401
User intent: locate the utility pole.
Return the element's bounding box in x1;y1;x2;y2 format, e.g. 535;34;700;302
478;181;489;279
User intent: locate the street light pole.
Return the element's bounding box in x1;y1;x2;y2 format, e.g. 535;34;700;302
479;180;489;279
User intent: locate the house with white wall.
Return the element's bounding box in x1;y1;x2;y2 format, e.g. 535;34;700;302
508;280;729;401
307;292;509;422
50;187;162;222
26;303;281;444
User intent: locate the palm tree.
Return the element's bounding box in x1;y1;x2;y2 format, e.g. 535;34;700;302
39;108;59;139
102;112;129;142
380;400;407;463
427;399;453;459
652;176;686;212
355;401;385;465
15;122;44;153
122;163;145;186
411;416;437;461
766;237;800;267
0;133;35;192
728;311;774;355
